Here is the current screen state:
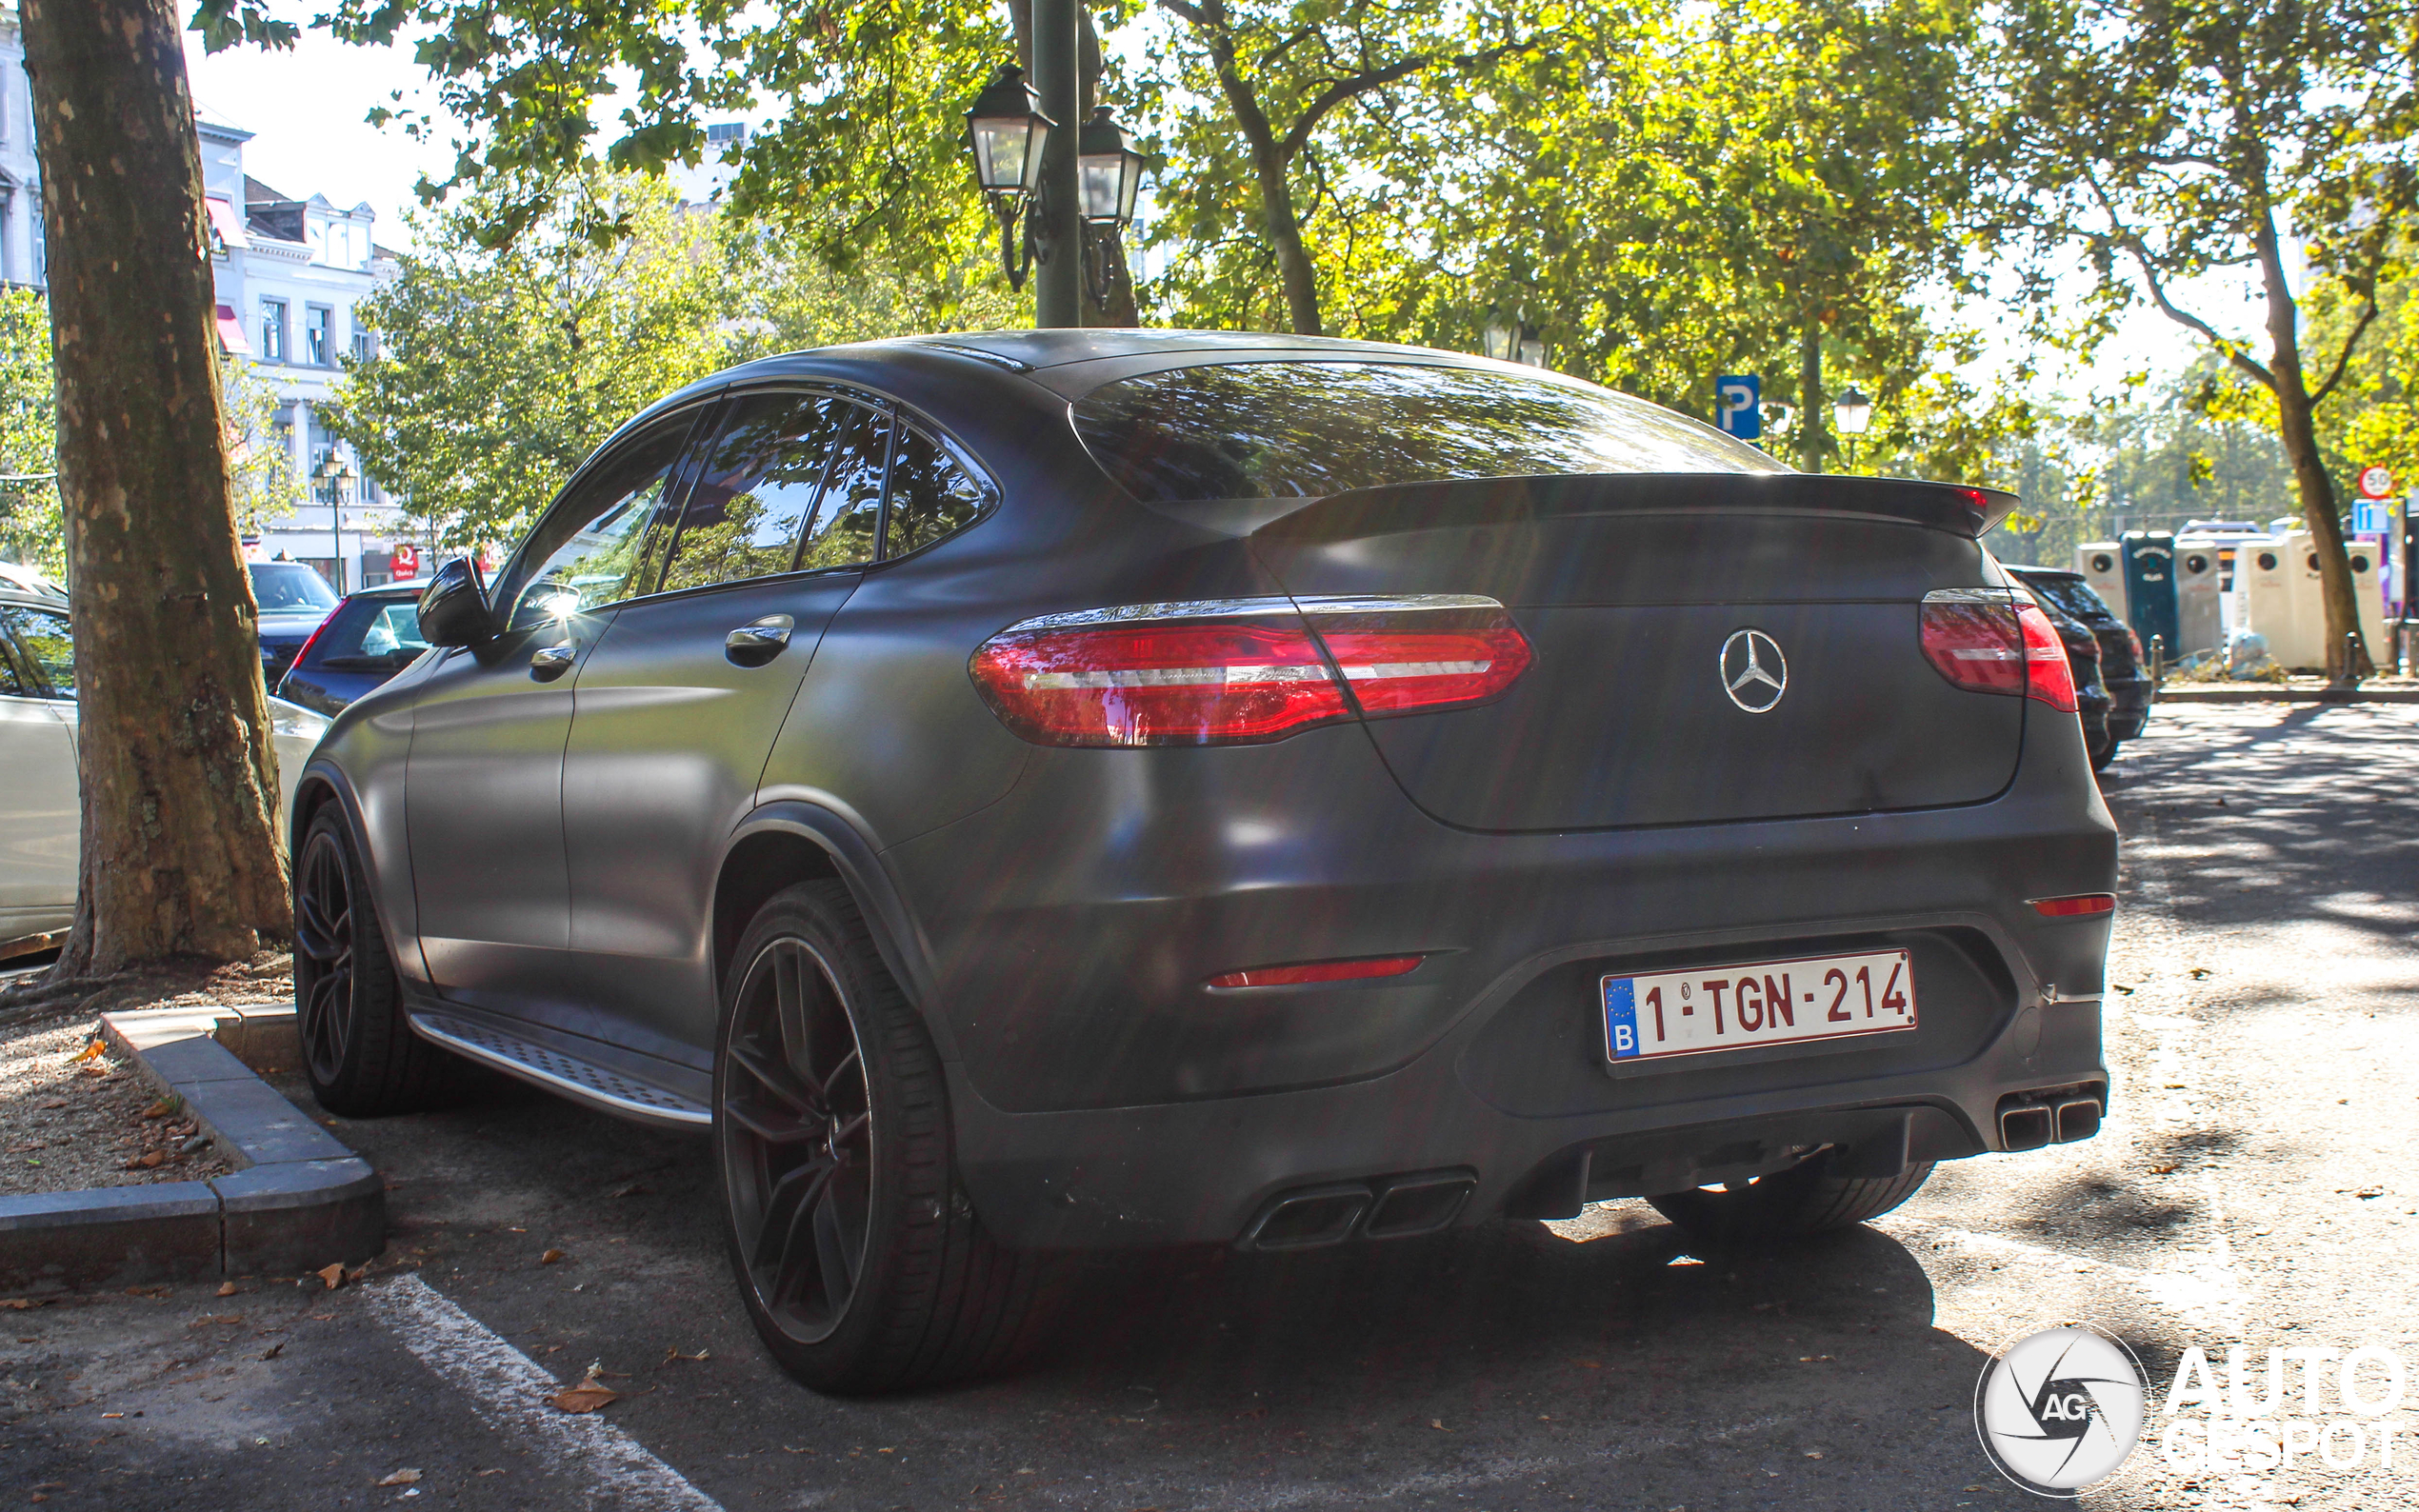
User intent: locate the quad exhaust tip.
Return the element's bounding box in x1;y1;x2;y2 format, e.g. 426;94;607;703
1243;1170;1476;1250
1998;1092;2103;1152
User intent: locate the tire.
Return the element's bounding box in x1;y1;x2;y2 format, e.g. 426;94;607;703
292;806;457;1116
2089;736;2119;772
714;880;1056;1395
1646;1149;1934;1244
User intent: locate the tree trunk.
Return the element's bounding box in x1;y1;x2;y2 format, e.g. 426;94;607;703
2255;214;2371;686
22;0;292;978
1798;319;1828;473
1252;146;1322;336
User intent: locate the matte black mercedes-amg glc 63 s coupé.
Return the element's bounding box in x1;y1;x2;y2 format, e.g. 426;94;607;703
290;331;2117;1393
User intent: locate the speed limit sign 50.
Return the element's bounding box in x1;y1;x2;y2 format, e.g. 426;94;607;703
2357;464;2395;499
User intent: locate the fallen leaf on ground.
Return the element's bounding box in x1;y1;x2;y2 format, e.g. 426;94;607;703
477;1468;506;1476
661;1347;710;1364
0;1299;32;1310
315;1263;346;1290
36;1099;67;1110
71;1041;106;1064
540;1248;567;1264
547;1372;619;1414
141;1100;173;1120
2149;1163;2177;1174
124;1151;167;1170
217;1282;240;1298
188;1314;243;1327
377;1468;422;1486
1429;1419;1449;1431
609;1182;650;1198
259;1343;284;1361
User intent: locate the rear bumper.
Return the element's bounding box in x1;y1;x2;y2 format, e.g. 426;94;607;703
890;706;2115;1249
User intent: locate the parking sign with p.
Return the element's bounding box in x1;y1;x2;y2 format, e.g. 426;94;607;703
1716;375;1761;440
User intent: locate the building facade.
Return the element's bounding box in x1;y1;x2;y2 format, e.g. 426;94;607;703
0;12;44;291
197;113;413;591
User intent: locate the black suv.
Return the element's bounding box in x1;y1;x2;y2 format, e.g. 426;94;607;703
2009;567;2154;768
291;332;2117;1393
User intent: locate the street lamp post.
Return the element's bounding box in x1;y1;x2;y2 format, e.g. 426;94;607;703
1832;387;1873;472
313;453;354;593
1029;0;1083;328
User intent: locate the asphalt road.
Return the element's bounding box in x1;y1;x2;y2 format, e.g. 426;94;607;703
7;705;2418;1511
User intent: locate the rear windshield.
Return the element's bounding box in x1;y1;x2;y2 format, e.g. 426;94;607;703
302;596;429;671
250;562;340;612
1070;360;1787;503
2022;576;2110;623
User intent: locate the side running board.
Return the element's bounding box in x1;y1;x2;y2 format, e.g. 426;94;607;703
410;1010;710;1129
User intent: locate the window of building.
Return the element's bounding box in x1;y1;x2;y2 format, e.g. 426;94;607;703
350;319;375;364
259;298;288;362
305;306;331;366
706;122;749;148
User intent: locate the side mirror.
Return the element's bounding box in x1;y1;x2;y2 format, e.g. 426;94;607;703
416;557;495;647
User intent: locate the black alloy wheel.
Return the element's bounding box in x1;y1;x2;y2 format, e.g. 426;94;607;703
714;881;1060;1394
293;823;356;1087
721;934;874;1346
290;806;455;1116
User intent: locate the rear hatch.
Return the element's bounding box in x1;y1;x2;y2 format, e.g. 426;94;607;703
1251;473;2023;831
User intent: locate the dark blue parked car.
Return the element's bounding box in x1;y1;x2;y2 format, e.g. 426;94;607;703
273;579;430;714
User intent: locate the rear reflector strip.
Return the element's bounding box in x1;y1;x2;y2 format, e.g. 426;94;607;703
1207;955;1426;989
2030;894;2115;918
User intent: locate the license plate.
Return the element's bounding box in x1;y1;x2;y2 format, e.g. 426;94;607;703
1602;948;1916;1063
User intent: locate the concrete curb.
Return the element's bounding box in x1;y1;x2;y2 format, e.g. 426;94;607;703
2157;686;2419;704
0;1005;383;1290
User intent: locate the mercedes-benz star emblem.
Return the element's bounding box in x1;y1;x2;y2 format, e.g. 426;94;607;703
1719;628;1788;713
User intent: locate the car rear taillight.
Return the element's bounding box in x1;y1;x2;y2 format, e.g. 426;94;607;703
2016;600;2079;712
285;613;336;677
1918;589;2078;712
970;596;1531;746
1299;596;1533;717
1206;955;1425;988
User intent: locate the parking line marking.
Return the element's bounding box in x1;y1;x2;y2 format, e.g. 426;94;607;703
365;1273;723;1511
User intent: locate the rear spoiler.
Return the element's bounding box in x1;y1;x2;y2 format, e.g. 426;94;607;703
1252;473;2020;544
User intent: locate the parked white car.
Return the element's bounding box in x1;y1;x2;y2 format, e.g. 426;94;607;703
0;587;328;945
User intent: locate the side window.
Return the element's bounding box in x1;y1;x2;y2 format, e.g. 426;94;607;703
501;409;701;631
797;403;890;572
657;391;844;593
885;424;996;558
0;605;72;696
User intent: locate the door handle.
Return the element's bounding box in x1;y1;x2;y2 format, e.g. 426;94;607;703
530;644;575;680
725;614;794;665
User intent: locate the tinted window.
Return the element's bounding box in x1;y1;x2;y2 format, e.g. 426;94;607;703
0;604;72;696
1071;361;1789;503
658;392;845;593
2025;577;2109;622
800;403;889;572
886;424;995;557
250;562;339;613
303;596;429;671
503;409;700;629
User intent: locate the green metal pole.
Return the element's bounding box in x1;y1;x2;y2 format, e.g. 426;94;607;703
1030;0;1082;328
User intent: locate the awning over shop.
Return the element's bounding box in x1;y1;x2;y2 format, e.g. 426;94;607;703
215;304;252;356
203;196;250;252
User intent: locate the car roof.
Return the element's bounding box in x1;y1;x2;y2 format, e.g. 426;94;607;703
2009;566;2084;580
0;587;64;611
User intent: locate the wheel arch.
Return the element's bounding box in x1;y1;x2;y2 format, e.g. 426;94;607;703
712;801;955;1060
291;759;424;983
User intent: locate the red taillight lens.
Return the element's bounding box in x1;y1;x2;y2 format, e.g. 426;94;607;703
2031;893;2115;918
2016;601;2079;713
1304;600;1533;717
970;597;1532;746
1920;594;2025;695
284;607;339;676
969;619;1349;746
1206;955;1425;988
1918;591;2077;712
